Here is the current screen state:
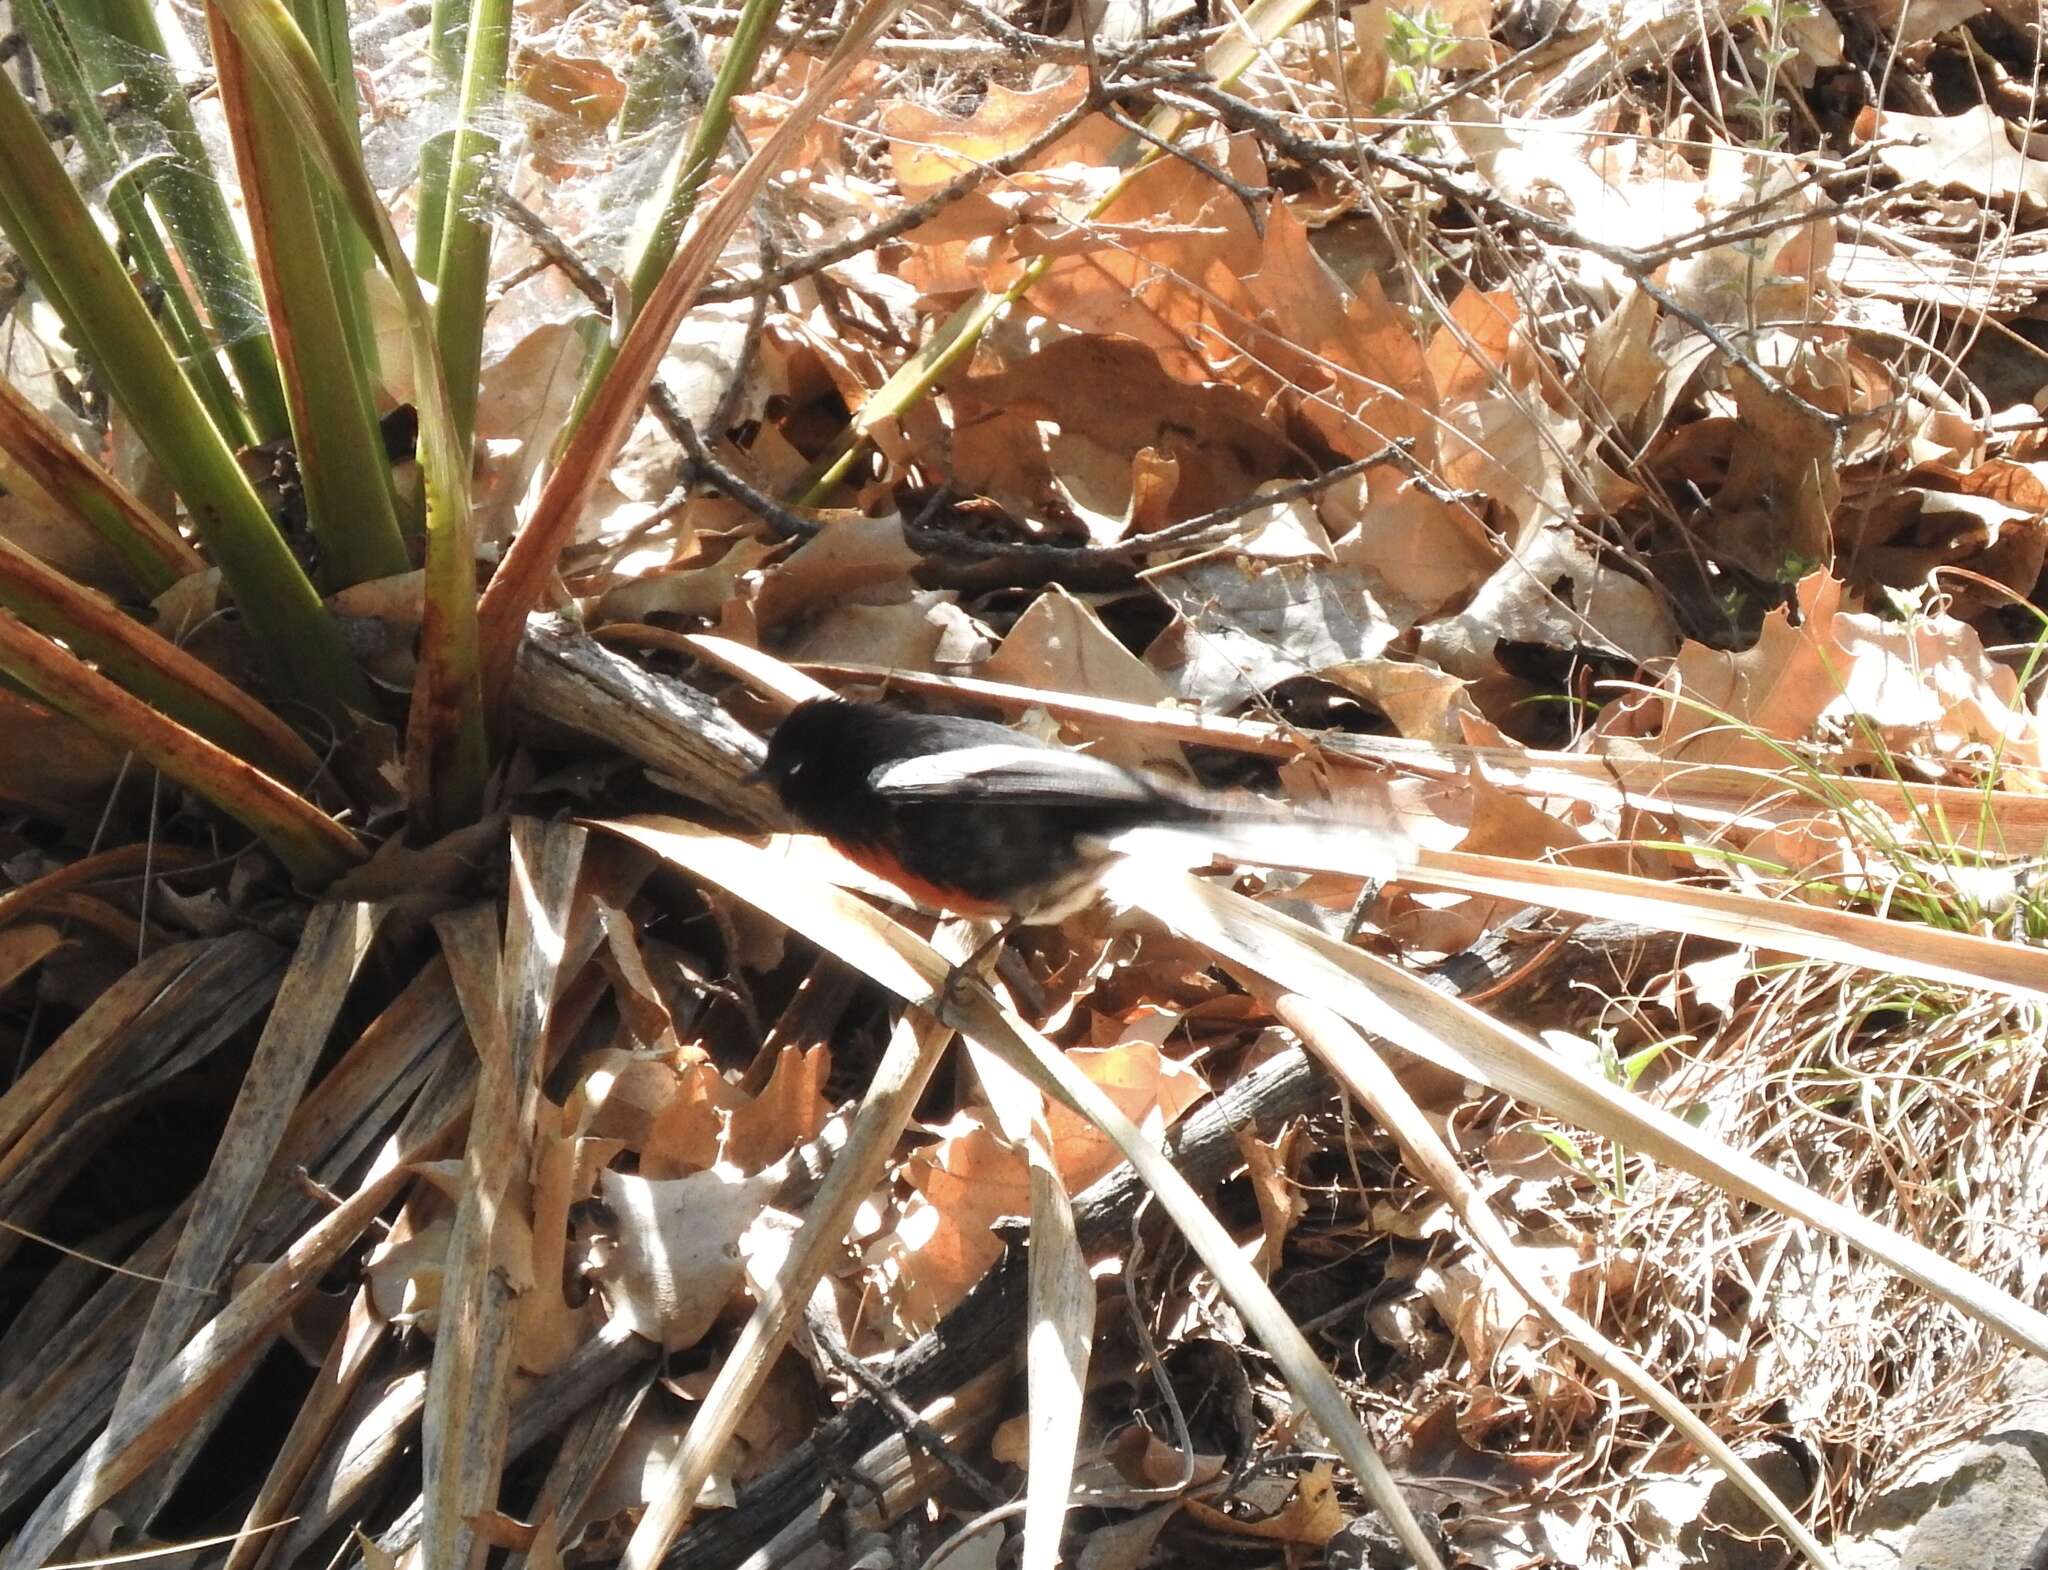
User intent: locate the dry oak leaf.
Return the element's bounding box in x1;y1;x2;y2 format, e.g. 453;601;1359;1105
720;1043;833;1172
949;334;1299;527
1646;572;2043;775
868;1045;1208;1328
1180;1461;1345;1545
1844;459;2048;604
1147;556;1407;709
1015;134;1435;460
785;591;996;673
883;73;1103;199
1322;467;1499;623
1856;104;2048;215
754;512;920;632
593;1163;787;1350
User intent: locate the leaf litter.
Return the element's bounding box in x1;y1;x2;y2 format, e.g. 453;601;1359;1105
4;0;2048;1564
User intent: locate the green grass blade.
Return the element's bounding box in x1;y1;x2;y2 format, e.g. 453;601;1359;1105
11;0;255;443
0;67;374;723
295;0;389;396
563;0;780;436
430;0;514;447
208;15;410;591
413;0;469;283
80;0;293;440
208;0;487;828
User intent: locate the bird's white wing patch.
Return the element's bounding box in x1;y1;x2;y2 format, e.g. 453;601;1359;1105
870;743;1158;802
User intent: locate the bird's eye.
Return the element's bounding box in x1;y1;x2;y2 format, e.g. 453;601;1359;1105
785;759;803;778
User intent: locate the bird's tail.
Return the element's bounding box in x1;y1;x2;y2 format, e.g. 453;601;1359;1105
1100;805;1406;885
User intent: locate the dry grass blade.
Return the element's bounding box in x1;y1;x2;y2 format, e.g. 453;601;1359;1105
0;529;324;782
957;975;1092;1570
1124;867;2048;1359
0;1161;414;1568
119;904;377;1384
421;902;514;1570
106;903;381;1520
595;816;1447;1570
502;1350;657;1570
0;844;205;930
618;1003;954;1570
0;934;286;1265
0;372;203;591
1412;851;2048;1003
225;1288;386;1570
933;978;1446;1569
0;609;364;886
0;940;468;1528
1258;986;1837;1570
1020;1148;1090;1570
796;658;2048;846
0;942;213;1175
423;821;585;1570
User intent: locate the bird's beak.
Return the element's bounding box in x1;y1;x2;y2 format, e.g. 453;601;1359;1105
740;763;771;787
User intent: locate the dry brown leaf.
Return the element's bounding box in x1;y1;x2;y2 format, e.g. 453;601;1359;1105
981;586;1191;776
516;12;628;134
1323;657;1481;745
868;1044;1206;1329
1705;363;1838;581
1010;135;1435;459
1844;459;2048;603
870;1115;1028;1330
720;1044;832;1172
1419;527;1677;679
1323;468;1498;622
515;1099;607;1373
1180;1460;1345;1545
731;55;886;179
593;1163;786;1350
591;536;781;627
1043;1042;1209;1192
754;513;921;632
788;593;997;672
1147;558;1407;709
1576;285;1665;437
1437;387;1580;549
1239;1119;1309;1279
1645;572;2041;777
641;1058;747;1178
1230;490;1336;561
0;488;138;595
950;334;1298;524
1426;285;1522;406
0;691;127;820
572;1049;685;1147
1457;103;1708;277
884;74;1097;198
1856;104;2048;215
365;1210;453;1332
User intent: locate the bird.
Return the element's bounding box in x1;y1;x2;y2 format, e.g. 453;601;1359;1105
752;697;1395;927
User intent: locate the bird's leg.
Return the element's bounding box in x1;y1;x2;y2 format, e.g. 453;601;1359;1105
941;917;1016;1015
